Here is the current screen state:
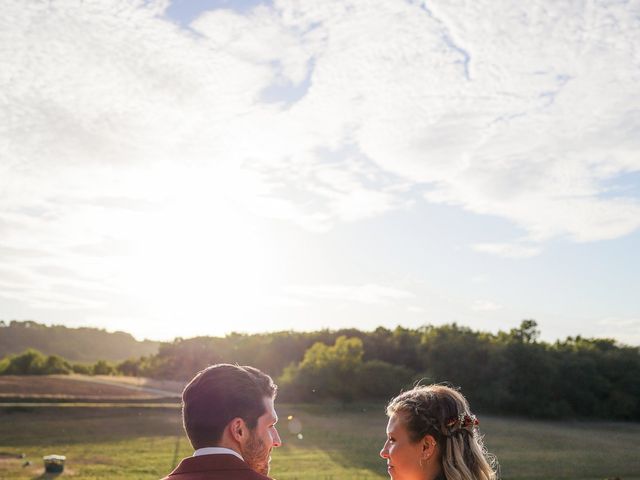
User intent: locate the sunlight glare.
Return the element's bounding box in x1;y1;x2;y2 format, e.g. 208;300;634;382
115;165;275;335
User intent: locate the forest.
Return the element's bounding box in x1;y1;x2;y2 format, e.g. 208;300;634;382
1;320;638;420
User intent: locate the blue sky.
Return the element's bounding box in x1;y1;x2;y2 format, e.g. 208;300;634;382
1;0;639;344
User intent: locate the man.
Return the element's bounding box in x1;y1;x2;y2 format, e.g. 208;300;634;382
162;364;282;480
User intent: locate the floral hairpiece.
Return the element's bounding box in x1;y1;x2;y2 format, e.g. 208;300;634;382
444;413;479;434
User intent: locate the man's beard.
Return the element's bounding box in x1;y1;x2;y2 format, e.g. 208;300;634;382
242;431;271;476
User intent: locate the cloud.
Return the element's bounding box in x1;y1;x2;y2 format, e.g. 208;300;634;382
472;242;542;258
407;306;425;314
595;317;640;346
471;300;503;312
470;274;488;284
284;284;415;305
0;264;107;310
275;0;640;242
1;0;640;326
4;0;640;239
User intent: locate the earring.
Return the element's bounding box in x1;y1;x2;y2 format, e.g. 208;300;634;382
424;442;435;461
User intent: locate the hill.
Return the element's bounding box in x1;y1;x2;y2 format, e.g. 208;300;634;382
0;320;161;362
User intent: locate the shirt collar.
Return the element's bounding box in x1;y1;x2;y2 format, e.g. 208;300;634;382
192;447;244;461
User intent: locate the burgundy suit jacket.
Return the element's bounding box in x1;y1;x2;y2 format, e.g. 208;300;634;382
161;454;273;480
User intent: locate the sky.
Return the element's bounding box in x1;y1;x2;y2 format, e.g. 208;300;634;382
1;0;639;345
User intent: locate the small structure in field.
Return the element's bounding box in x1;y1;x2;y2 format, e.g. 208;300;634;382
43;454;66;473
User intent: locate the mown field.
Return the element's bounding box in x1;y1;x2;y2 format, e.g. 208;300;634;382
0;375;182;400
1;403;639;480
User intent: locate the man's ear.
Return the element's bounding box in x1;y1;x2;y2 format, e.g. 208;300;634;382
229;417;248;443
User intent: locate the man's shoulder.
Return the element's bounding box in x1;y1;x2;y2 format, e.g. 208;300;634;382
242;469;273;480
161;454;273;480
161;471;271;480
161;470;272;480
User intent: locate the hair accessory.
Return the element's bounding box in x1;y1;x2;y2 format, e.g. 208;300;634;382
444;413;479;434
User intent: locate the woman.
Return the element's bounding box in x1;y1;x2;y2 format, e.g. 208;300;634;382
380;384;497;480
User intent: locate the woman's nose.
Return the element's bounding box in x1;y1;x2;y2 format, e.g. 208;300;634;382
380;442;389;459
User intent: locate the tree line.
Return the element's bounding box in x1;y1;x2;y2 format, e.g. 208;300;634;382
1;320;638;420
0;320;159;362
0;348;121;376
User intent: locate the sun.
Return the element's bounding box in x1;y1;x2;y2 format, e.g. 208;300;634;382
112;165;277;337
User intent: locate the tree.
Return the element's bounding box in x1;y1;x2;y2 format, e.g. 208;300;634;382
4;349;46;374
42;354;71;374
355;360;414;399
509;319;540;344
279;336;364;402
92;360;116;376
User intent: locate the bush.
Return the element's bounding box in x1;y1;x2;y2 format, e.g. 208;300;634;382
71;363;93;375
42;355;72;374
4;349;46;374
92;360;116;376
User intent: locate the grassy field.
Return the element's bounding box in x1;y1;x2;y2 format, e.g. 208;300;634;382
0;375;182;400
0;403;639;480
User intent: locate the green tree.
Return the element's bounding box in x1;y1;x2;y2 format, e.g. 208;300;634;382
279;336;364;402
117;357;145;376
355;360;414;399
0;355;9;374
71;363;93;375
42;354;72;374
418;323;494;401
5;349;46;374
92;359;116;375
508;319;540;344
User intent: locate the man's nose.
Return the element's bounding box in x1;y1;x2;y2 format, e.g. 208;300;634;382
272;427;282;447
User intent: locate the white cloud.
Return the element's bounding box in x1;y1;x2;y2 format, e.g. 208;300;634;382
1;0;639;331
471;274;488;284
4;0;640;240
275;0;640;242
284;284;415;305
407;306;425;314
595;317;640;346
472;242;542;258
471;300;503;312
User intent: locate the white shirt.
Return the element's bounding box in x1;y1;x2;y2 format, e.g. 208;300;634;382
192;447;244;461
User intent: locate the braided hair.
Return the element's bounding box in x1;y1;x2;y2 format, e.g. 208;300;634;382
386;385;498;480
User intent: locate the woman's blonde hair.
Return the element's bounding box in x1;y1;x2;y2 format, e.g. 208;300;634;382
386;384;498;480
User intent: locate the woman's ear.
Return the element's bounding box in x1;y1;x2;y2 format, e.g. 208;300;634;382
421;434;438;460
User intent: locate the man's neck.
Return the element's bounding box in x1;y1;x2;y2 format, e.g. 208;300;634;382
193;446;244;461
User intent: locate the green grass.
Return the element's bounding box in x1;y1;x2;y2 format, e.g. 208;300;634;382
0;404;639;479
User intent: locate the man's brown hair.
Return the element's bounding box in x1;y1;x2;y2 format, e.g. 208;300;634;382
182;363;277;449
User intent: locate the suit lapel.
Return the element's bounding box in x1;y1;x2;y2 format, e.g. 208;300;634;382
170;453;253;475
